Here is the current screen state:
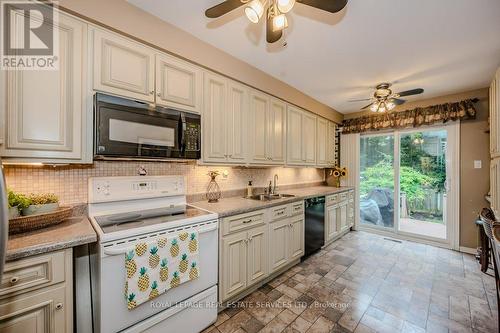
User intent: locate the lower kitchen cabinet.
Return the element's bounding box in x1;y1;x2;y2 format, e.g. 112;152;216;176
0;249;73;333
220;226;268;302
325;189;355;244
219;202;304;302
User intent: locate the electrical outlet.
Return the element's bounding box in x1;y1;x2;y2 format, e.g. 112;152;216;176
474;160;482;169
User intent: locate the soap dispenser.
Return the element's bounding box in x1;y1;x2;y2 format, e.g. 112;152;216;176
247;180;253;197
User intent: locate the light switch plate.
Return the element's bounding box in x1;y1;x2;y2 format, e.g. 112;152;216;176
474;160;482;169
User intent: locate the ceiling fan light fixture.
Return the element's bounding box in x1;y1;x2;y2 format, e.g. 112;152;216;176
277;0;295;13
272;13;288;31
245;0;264;23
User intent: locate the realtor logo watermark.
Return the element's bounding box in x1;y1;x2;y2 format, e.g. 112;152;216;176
1;0;59;70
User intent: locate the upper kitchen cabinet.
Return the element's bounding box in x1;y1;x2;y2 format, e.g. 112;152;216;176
248;91;286;165
491;69;500;158
202;73;247;164
155;53;203;113
327;121;338;166
0;10;91;163
316;117;328;167
91;27;155;102
287;106;316;166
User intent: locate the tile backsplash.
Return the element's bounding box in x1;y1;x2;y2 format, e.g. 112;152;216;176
4;161;325;205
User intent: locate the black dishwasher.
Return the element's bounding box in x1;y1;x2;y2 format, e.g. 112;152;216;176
304;196;325;258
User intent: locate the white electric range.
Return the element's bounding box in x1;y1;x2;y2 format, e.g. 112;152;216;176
87;176;218;333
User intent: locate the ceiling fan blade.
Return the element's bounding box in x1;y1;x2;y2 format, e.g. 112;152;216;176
396;88;424;97
390;98;406;105
205;0;244;18
266;10;283;43
297;0;348;13
349;98;372;102
361;103;373;110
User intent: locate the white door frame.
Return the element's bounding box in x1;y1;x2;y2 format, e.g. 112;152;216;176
357;122;460;250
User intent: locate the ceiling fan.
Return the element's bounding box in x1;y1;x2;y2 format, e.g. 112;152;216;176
205;0;348;44
349;83;424;113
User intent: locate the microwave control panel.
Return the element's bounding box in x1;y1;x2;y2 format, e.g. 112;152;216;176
185;123;200;151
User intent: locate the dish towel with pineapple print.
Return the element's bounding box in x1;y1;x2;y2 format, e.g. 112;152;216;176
124;231;200;310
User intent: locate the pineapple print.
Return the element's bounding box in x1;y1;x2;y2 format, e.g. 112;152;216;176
127;293;137;309
157;238;167;248
135;243;147;256
170;239;180;257
179;232;189;241
138;267;150;292
189;262;199;280
160;258;169;282
188;233;198;253
179;254;188;273
149;247;160;268
170;271;180;288
125;250;137;278
149;281;159;300
124;281;128;300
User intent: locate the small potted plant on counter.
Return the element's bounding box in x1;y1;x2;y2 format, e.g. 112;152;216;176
21;193;59;216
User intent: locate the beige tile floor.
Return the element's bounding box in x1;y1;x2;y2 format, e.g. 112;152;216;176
204;231;498;333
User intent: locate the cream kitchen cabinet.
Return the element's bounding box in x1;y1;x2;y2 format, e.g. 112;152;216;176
220;225;268;302
0;249;73;333
491;158;500;216
155;53;203;113
202;74;247;164
248;91;286;165
326;203;340;241
325;190;354;244
327;121;338;165
92;27;155;102
269;218;290;272
289;215;305;262
0;10;91;164
339;200;349;232
491;69;500;158
316;117;329;166
287;106;317;166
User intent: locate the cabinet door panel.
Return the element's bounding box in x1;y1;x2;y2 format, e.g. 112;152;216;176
316;118;328;166
327;122;337;165
287;106;303;164
155;54;202;113
1;11;87;161
269;99;286;163
221;232;247;301
491;158;500;217
0;285;67;333
247;226;268;286
249;92;269;163
303;113;317;164
269;219;289;273
227;82;248;162
93;29;154;102
326;204;339;241
203;73;227;163
289;217;304;261
339;202;348;232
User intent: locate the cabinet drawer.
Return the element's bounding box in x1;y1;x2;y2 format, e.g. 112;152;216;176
0;251;66;299
339;192;348;201
326;194;338;206
269;205;289;221
222;210;266;235
291;201;304;216
348;190;354;200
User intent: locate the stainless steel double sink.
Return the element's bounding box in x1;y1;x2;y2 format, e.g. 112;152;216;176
246;193;295;201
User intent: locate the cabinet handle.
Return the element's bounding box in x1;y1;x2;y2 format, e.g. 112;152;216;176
289;223;293;228
9;276;19;284
277;211;285;215
244;239;249;244
150;90;154;95
249;237;253;242
55;303;64;310
242;219;252;224
157;92;161;97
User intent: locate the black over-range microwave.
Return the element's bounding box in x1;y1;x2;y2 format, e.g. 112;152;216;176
94;93;201;160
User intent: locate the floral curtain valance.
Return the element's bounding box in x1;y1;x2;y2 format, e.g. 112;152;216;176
341;99;477;134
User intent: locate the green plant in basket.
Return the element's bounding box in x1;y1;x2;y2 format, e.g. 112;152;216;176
22;193;59;216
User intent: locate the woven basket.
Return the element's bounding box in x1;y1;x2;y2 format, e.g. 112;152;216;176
9;206;73;235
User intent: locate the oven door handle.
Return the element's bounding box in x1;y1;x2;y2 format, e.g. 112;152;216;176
102;223;218;256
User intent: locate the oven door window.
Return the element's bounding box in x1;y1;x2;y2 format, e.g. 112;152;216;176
96;105;181;158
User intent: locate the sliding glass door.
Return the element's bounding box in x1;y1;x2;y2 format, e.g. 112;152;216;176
360;134;395;229
359;125;457;246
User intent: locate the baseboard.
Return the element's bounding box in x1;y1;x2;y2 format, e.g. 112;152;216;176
459;246;477;255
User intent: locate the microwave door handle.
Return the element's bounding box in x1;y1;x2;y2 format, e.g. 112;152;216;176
180;114;186;155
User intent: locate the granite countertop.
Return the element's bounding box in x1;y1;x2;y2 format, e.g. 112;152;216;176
7;216;97;261
191;186;354;218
